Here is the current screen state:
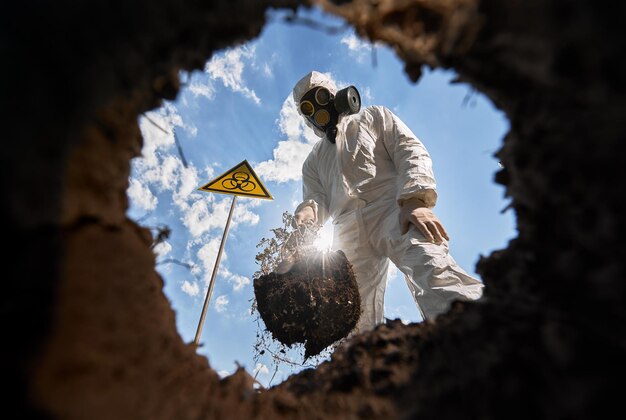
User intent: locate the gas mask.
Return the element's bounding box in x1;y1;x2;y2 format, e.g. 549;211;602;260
299;85;361;143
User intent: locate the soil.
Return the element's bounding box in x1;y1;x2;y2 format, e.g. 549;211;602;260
254;250;360;358
3;0;626;418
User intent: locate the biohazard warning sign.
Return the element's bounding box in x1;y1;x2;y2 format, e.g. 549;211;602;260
198;160;273;200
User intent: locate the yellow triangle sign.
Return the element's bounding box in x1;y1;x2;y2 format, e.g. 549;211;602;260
198;160;273;200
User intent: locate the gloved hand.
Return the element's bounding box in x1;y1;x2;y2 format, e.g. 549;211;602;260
294;205;316;226
399;197;450;244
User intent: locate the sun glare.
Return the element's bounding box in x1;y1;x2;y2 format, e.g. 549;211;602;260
313;224;334;251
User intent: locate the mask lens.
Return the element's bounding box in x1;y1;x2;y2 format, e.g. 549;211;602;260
314;109;331;126
315;87;331;106
300;100;314;116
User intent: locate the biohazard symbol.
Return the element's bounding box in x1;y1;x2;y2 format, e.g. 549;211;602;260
197;160;273;200
221;172;256;192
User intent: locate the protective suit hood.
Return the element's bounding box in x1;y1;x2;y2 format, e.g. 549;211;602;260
293;71;362;143
292;71;339;138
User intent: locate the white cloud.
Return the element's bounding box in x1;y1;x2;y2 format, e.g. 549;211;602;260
132;101;263;305
386;264;399;285
197;237;227;283
219;266;251;293
182;195;260;238
185;125;198;138
181;280;200;297
190;263;202;277
215;295;229;313
255;140;314;183
237;196;262;208
277;95;320;145
233;201;261;226
183;200;214;238
217;369;231;378
229;274;251;292
254;95;322;183
162;101;198;138
134;107;244;244
127;178;158;211
253;363;269;376
196;236;253;293
340;34;377;63
263;63;273;78
138;112;175;168
219;266;252;292
203;165;216;181
362;86;374;105
188;80;216;100
205;45;260;104
135;107;198;200
341;33;370;52
153;240;172;258
172;164;201;211
388;305;421;324
141;154;181;193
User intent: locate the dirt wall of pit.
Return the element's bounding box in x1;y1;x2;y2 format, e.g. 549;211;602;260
2;0;624;418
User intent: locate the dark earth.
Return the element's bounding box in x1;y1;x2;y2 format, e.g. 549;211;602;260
254;249;360;358
3;0;625;418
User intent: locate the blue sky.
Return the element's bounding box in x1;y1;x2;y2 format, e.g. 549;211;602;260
126;6;515;387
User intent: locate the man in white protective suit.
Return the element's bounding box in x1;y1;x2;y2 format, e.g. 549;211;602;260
291;71;484;333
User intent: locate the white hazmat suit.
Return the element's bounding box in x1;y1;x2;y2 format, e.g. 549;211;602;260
293;71;484;333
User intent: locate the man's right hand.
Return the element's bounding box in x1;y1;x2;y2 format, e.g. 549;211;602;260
294;205;316;226
399;198;449;244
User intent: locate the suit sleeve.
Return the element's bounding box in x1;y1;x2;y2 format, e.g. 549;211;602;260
296;150;331;225
377;106;438;208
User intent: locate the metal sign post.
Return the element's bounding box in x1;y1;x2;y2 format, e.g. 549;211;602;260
193;195;236;346
193;160;272;346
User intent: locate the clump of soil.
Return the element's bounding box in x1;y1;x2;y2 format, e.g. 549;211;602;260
254;250;360;358
253;213;361;358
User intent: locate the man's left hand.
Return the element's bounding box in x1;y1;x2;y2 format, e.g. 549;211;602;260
399;198;450;243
